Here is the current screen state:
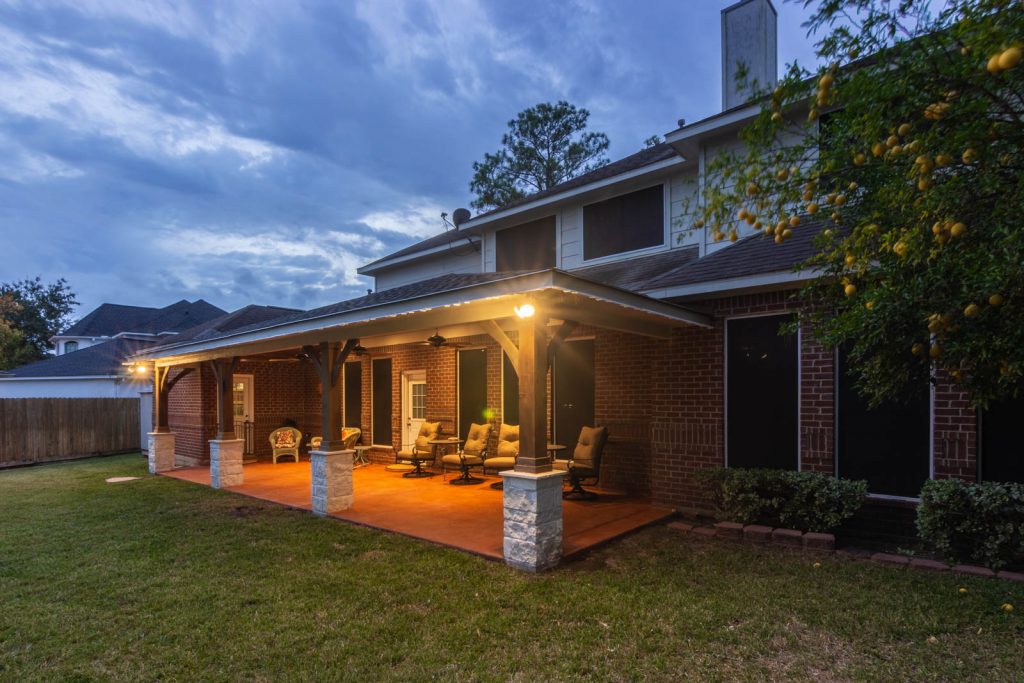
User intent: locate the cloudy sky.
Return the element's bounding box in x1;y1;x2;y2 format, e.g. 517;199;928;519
0;0;820;318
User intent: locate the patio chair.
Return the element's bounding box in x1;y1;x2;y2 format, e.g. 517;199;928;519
553;425;609;499
308;427;362;453
440;422;492;484
269;426;302;464
482;423;519;489
395;421;441;477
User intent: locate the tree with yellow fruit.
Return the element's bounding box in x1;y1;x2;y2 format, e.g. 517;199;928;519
695;0;1023;407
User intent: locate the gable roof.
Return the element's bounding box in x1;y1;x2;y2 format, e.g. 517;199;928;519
60;299;227;338
358;230;480;272
3;337;163;378
643;222;826;293
568;246;700;292
165;304;304;345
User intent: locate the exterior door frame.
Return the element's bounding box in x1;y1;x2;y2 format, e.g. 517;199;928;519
232;373;255;424
401;370;426;449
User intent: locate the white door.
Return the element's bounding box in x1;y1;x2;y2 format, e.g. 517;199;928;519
232;374;254;428
402;370;427;448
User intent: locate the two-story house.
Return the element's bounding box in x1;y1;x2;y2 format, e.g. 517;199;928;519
132;0;1020;570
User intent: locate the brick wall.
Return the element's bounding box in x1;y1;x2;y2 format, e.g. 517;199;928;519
932;370;977;482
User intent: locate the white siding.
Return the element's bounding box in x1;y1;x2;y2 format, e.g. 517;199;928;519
558;205;583;269
670;170;701;249
0;377;149;398
373;249;482;292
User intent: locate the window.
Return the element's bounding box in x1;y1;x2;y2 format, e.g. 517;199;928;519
502;352;519;426
64;341;78;354
836;348;930;497
496;216;556;271
552;339;595;445
343;361;362;430
980;388;1024;483
726;315;798;470
371;358;392;446
457;348;487;439
583;185;664;260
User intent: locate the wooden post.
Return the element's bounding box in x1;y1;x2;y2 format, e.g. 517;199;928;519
516;312;550;473
304;340;357;451
209;358;238;440
154;365;194;433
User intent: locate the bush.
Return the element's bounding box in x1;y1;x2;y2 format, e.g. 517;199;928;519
916;479;1024;570
700;468;867;533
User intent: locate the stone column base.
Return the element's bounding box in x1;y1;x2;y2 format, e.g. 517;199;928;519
311;449;355;515
147;432;176;474
501;469;566;572
210;439;244;489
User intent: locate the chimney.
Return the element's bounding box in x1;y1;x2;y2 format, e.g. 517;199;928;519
721;0;777;111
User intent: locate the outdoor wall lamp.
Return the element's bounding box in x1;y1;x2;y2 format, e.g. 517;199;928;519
514;303;535;319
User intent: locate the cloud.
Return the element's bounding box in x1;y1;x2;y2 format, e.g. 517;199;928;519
358;203;450;240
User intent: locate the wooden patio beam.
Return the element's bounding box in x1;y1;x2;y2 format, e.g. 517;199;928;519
208;357;239;440
304;339;357;451
515;311;550;474
480;319;519;374
545;320;578;370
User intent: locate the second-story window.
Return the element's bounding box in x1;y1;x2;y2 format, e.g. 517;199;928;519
64;341;79;354
495;216;556;271
583;184;664;260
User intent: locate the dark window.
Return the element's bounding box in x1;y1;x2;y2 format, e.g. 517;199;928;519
344;361;362;433
583;185;664;260
496;216;556;271
457;349;488;440
726;316;798;470
371;358;392;446
502;351;519;426
837;349;930;496
64;341;78;353
552;339;595;445
981;390;1024;483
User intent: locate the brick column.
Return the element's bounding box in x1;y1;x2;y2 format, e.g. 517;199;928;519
147;431;176;474
501;469;566;571
311;449;354;515
210;438;244;488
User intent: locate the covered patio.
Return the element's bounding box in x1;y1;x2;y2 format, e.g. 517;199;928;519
136;270;710;570
164;460;674;560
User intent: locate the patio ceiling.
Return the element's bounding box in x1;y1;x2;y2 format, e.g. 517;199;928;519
134;270;711;368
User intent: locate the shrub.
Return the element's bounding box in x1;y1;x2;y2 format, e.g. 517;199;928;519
916;479;1024;570
700;468;867;533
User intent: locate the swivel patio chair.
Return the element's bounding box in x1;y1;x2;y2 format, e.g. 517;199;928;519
395;421;441;478
440;422;492;485
553;425;609;499
482;423;519;489
269;426;302;464
308;427;362;452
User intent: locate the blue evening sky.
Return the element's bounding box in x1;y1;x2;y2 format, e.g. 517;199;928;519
0;0;821;317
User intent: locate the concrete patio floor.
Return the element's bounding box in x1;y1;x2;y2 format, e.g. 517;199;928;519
163;461;673;561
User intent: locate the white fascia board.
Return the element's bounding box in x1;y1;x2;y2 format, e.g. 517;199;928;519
642;268;821;300
0;375;121;381
357;236;481;276
457;157;688;232
134;270;711;361
664;104;761;147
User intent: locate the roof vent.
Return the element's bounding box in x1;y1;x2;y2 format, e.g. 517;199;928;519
452;208;471;228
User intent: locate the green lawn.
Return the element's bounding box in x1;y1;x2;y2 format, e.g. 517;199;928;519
0;455;1021;682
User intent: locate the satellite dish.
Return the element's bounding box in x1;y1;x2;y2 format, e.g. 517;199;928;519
452;208;471;227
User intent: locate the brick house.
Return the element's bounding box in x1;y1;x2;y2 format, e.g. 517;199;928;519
134;0;1021;570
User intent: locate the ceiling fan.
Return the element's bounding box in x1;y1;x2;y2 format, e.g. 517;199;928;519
418;330;465;349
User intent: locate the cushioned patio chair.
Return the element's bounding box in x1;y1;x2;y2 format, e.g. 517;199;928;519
269;426;302;464
440;422;492;484
308;427;362;453
553;425;609;499
482;423;519;489
395;421;441;477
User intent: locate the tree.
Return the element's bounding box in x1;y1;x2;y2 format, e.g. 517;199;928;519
470;101;610;211
0;277;78;368
695;0;1023;407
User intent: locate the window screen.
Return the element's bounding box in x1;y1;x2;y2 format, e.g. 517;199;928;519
552;339;595;445
583;185;664;260
458;349;488;439
371;358;392;446
344;361;361;431
496;216;556;271
837;349;930;496
726;315;798;470
502;351;519;426
981;390;1024;483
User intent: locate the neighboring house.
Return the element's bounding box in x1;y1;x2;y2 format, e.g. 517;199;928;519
130;0;1021;570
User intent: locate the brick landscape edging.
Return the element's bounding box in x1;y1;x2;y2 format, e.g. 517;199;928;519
667;520;1023;583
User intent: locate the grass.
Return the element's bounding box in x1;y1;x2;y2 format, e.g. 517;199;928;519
0;455;1021;682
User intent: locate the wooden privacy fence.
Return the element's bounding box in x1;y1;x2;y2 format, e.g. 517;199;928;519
0;398;140;467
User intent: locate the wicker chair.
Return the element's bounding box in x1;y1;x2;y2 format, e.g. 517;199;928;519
269;426;302;464
440;422;492;484
553;425;609;499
